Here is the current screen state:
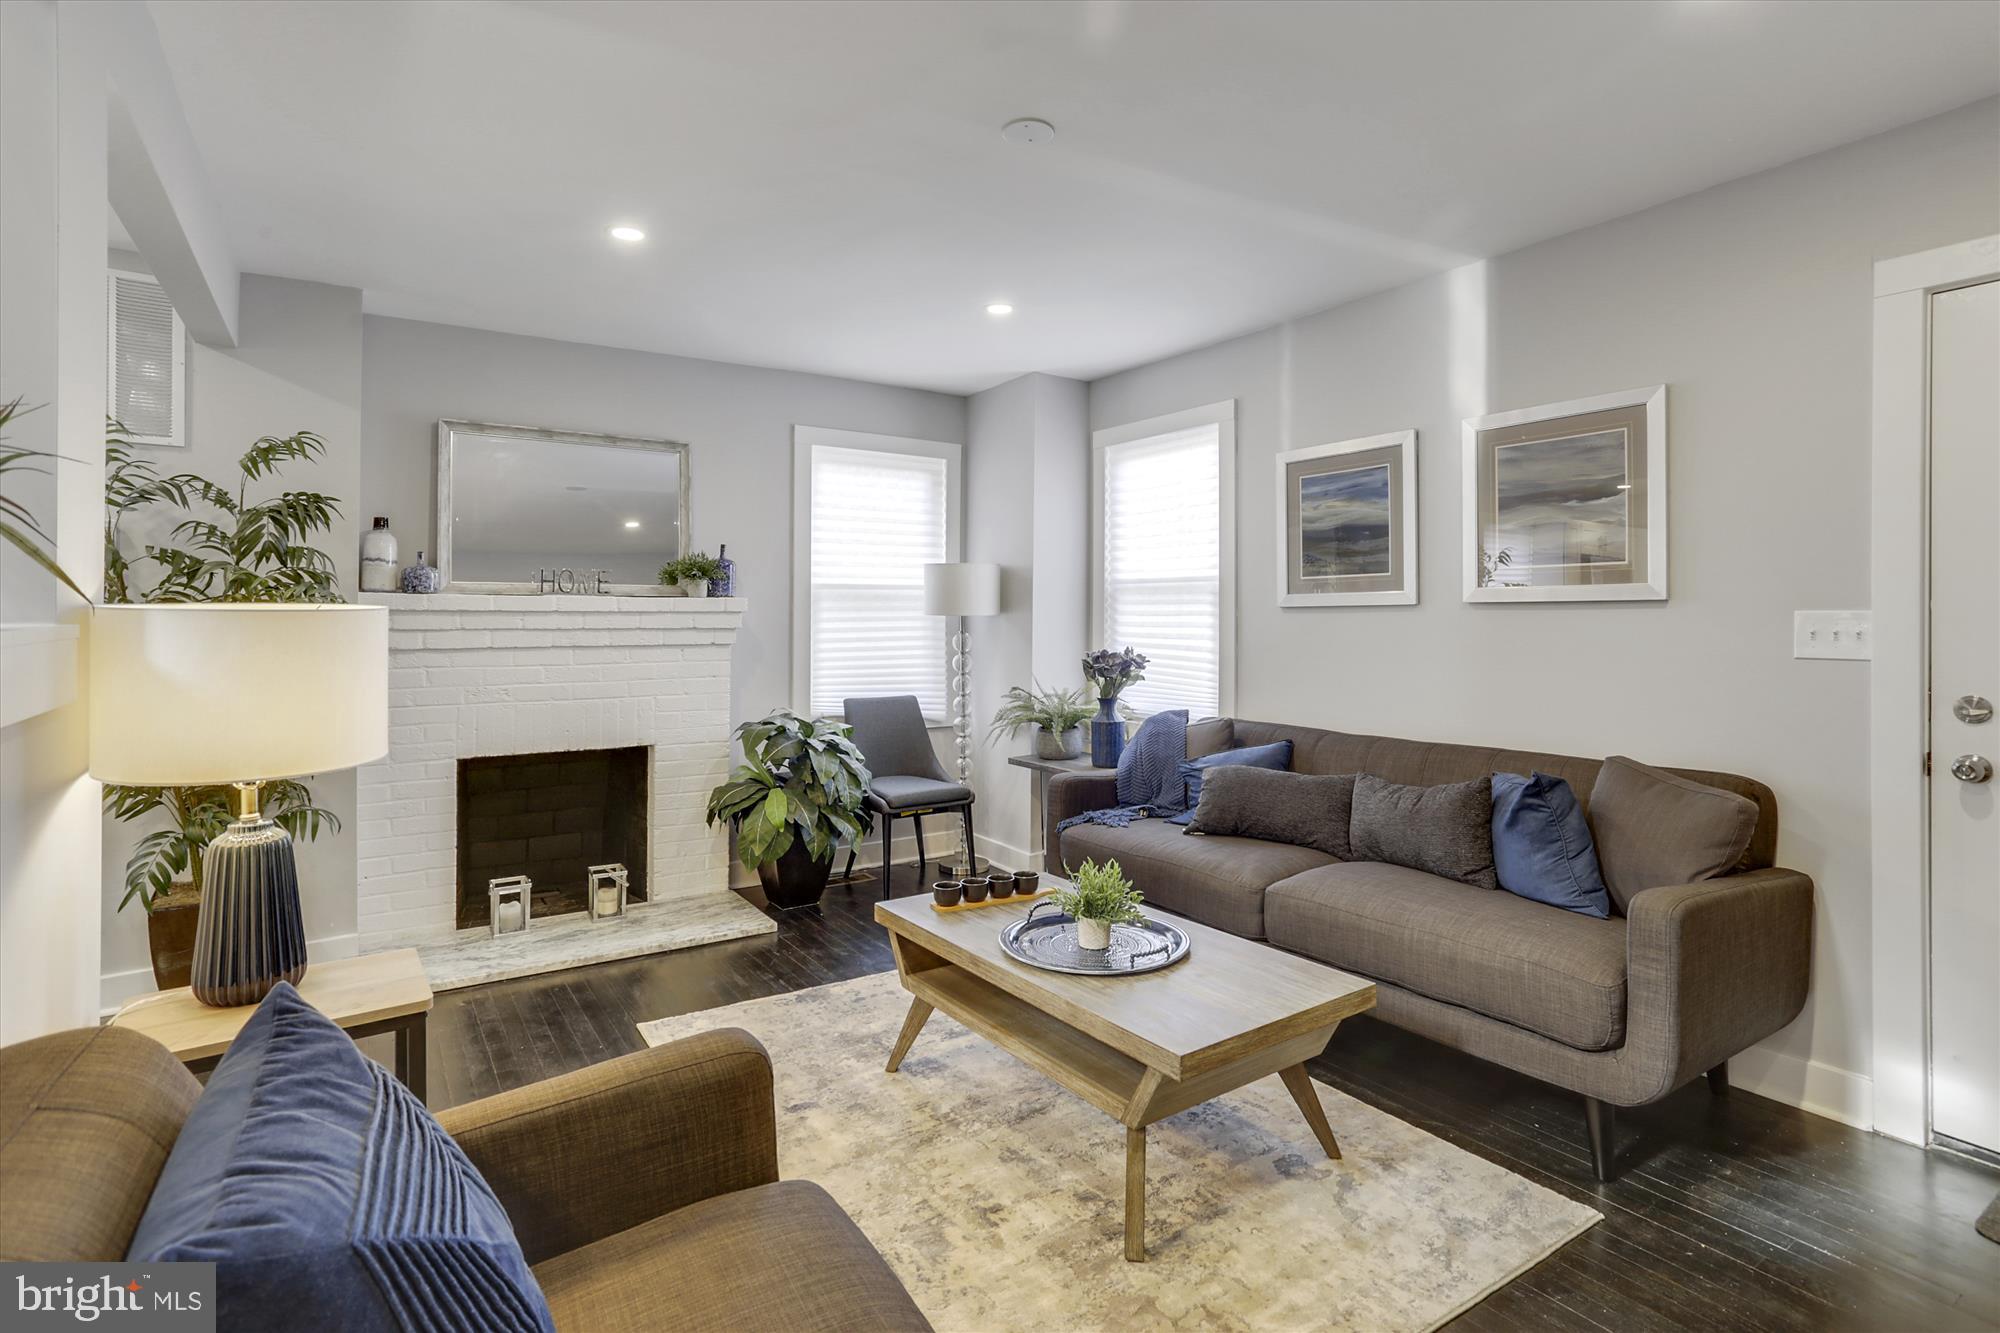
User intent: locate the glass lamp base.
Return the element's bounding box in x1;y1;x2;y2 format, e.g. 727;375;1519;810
190;813;307;1007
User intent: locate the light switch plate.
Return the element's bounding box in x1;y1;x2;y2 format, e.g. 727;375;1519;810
1794;610;1872;660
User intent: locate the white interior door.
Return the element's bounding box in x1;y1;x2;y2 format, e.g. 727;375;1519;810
1929;277;2000;1153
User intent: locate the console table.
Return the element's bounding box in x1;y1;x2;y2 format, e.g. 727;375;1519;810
110;949;434;1100
1007;752;1102;860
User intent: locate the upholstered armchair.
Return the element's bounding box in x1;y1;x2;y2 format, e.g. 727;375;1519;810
843;694;975;891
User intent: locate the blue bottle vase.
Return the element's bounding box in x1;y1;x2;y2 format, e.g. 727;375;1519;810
1090;697;1125;768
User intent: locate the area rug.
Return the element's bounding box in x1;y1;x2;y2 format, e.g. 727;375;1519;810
380;891;774;990
639;970;1600;1332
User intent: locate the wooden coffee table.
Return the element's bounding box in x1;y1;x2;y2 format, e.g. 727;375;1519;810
875;895;1375;1260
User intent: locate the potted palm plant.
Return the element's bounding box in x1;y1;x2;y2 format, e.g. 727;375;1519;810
988;681;1094;760
1052;858;1146;951
706;709;874;909
101;423;345;986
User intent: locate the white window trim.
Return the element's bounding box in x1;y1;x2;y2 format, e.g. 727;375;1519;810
105;264;186;449
1089;400;1236;719
791;424;963;724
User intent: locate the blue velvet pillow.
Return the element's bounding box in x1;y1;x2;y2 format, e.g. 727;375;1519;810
129;983;552;1333
1166;740;1294;825
1490;772;1612;918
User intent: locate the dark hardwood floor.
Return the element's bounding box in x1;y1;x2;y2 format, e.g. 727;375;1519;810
366;866;2000;1332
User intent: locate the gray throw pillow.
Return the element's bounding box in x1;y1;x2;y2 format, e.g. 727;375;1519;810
1587;755;1757;913
1349;775;1498;889
1183;766;1355;859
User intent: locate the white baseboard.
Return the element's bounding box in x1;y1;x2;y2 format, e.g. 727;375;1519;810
98;931;360;1018
1729;1043;1873;1129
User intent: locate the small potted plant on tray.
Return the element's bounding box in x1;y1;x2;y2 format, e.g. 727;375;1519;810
1053;858;1145;951
988;680;1095;760
706;708;873;910
659;551;725;598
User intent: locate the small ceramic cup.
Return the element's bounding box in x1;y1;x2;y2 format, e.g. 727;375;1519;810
1012;870;1040;897
931;880;963;908
961;877;991;904
987;871;1015;899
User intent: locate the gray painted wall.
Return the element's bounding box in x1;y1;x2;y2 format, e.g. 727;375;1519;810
360;316;967;743
100;272;365;998
1088;98;2000;1104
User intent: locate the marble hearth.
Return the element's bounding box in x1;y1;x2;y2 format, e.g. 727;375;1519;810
354;593;769;975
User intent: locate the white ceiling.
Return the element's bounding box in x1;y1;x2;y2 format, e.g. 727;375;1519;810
148;0;1998;395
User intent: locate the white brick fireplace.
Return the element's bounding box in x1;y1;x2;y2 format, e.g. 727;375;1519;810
354;593;743;948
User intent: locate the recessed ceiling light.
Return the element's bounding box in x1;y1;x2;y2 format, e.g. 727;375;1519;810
1001;118;1056;146
608;225;646;243
623;519;641;529
985;303;1015;316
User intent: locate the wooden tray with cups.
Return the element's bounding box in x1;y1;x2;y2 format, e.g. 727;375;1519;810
931;868;1046;912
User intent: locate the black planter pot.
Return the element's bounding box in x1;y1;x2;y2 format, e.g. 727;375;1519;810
757;840;836;910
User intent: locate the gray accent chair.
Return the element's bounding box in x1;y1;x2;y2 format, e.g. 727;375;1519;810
843;695;974;894
1046;718;1813;1182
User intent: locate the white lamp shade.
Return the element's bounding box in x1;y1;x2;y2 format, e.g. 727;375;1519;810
923;562;1000;617
89;604;389;785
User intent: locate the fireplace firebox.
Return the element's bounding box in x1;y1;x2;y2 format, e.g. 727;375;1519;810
456;747;649;929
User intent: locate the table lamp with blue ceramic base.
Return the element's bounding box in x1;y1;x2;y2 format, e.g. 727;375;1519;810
90;604;388;1008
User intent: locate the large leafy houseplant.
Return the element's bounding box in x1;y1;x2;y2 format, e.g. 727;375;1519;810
0;397;90;602
706;709;873;908
102;424;345;939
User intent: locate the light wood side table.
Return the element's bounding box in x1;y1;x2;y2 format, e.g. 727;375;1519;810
1007;752;1102;860
111;949;434;1101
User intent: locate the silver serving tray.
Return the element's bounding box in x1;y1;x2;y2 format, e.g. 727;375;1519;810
999;902;1191;976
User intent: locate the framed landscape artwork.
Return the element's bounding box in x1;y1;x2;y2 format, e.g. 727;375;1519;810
1461;385;1667;602
1276;430;1417;607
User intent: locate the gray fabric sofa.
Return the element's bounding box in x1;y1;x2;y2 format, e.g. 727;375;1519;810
1045;718;1813;1181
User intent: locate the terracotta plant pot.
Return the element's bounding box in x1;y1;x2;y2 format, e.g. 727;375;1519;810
756;840;835;910
147;886;201;990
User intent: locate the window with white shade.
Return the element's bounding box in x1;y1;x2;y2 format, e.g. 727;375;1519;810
1093;403;1235;718
794;429;959;722
105;268;186;448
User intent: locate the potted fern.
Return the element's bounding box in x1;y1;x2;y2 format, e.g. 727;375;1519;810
988;681;1094;760
1053;858;1146;950
659;551;724;598
102;423;345;986
706;709;874;909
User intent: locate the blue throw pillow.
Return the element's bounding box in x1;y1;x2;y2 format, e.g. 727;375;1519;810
129;983;552;1333
1166;740;1294;825
1490;772;1612;918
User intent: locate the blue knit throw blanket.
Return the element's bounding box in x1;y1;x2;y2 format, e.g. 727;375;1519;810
1057;709;1189;835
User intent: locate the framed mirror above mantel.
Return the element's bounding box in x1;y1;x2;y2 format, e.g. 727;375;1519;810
434;418;691;594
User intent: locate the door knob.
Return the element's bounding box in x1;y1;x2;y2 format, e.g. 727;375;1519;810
1950;754;1993;783
1954;695;1994;724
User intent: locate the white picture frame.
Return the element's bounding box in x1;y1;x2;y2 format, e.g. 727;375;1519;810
1461;385;1667;603
1276;429;1418;607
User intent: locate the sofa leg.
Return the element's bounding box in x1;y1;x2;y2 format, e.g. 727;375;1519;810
1582;1098;1617;1182
1706;1061;1729;1095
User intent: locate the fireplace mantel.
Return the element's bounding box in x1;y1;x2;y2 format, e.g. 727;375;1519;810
354;591;744;947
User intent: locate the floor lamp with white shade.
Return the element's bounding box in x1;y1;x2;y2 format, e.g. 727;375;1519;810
924;562;1000;785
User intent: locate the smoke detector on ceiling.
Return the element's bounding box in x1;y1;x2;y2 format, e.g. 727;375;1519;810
1002;118;1056;146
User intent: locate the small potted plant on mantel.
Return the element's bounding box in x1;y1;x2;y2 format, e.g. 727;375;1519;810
988;681;1095;761
658;552;725;598
1052;858;1146;951
706;708;874;910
